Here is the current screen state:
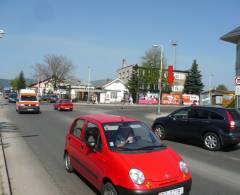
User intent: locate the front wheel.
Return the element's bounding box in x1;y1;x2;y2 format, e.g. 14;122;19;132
64;152;74;173
153;124;166;140
203;132;221;151
101;182;118;195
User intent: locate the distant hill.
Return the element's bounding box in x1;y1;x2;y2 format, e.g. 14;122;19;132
0;79;36;88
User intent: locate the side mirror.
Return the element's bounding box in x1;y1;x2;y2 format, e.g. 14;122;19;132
169;115;176;120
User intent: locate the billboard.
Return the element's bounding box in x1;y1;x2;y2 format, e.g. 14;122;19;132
182;94;199;105
161;93;181;105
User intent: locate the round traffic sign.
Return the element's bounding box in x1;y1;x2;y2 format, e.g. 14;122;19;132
235;76;240;85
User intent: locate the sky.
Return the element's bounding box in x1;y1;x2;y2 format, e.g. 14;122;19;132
0;0;239;90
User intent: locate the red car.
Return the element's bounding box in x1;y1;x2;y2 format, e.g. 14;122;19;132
64;114;192;195
54;99;73;111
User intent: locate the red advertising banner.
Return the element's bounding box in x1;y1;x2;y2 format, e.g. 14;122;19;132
138;99;159;105
161;93;181;105
182;94;199;105
168;65;174;86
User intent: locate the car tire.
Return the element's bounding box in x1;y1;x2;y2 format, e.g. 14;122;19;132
203;132;221;151
153;124;166;140
64;152;74;173
101;182;118;195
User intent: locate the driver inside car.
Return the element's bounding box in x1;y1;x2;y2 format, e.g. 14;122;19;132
115;126;134;148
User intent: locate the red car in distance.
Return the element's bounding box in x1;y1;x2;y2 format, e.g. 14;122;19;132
54;99;73;111
64;114;192;195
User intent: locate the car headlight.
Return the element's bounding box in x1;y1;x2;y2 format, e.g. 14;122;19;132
129;169;145;185
179;160;189;174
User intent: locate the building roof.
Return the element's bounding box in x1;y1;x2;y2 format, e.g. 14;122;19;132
201;89;235;95
91;79;113;88
221;26;240;44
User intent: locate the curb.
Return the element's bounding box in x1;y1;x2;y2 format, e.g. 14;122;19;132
0;105;11;195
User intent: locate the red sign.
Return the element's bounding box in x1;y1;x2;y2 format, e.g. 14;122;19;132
235;75;240;85
168;65;174;86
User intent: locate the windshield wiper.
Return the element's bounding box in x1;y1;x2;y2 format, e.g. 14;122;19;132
136;145;165;150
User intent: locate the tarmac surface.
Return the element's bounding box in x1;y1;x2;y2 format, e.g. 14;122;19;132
1;98;240;195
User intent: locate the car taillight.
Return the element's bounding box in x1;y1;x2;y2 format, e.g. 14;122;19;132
226;111;235;131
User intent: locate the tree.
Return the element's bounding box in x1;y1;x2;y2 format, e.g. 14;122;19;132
10;77;19;90
216;84;228;91
127;65;140;103
10;71;26;90
141;47;167;69
140;47;171;95
184;60;204;94
18;71;26;90
33;54;74;90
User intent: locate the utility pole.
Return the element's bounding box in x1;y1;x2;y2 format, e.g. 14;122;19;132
208;74;214;105
171;40;178;69
153;44;164;115
87;66;91;103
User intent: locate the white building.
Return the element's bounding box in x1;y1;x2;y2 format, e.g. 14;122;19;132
93;78;128;103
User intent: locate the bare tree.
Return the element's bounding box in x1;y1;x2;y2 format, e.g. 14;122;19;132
33;54;74;90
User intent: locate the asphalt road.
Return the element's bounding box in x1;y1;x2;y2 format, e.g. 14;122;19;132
2;101;240;195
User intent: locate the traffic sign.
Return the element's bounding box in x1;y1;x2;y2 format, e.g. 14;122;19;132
235;85;240;95
235;75;240;85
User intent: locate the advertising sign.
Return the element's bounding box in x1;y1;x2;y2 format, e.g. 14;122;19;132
168;65;174;86
235;75;240;85
182;94;199;105
161;93;181;105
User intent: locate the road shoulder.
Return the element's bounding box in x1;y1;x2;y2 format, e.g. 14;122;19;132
0;105;63;195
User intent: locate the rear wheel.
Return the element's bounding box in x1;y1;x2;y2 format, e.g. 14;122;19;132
101;182;118;195
153;124;166;140
64;152;74;173
203;132;221;151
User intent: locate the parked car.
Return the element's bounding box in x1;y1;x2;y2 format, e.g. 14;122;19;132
48;94;58;103
64;114;192;195
54;99;73;111
152;106;240;151
8;93;18;103
40;94;49;101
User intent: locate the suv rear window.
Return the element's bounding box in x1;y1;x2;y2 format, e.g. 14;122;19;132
228;109;240;120
210;111;224;120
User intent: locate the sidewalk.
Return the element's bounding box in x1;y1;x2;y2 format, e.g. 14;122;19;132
73;101;184;108
0;101;63;195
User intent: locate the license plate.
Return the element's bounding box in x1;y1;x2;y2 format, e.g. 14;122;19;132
159;187;183;195
28;109;34;111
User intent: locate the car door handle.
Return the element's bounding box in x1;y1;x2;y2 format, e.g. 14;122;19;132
202;120;210;124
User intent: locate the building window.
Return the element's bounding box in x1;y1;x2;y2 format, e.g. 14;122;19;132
173;85;184;92
111;92;117;99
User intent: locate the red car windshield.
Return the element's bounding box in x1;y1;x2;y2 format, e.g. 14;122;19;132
103;121;163;151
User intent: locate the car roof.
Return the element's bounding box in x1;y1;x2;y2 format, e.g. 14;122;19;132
79;114;137;124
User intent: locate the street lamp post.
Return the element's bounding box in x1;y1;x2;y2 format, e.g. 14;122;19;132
153;44;164;115
87;66;91;103
0;29;5;38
